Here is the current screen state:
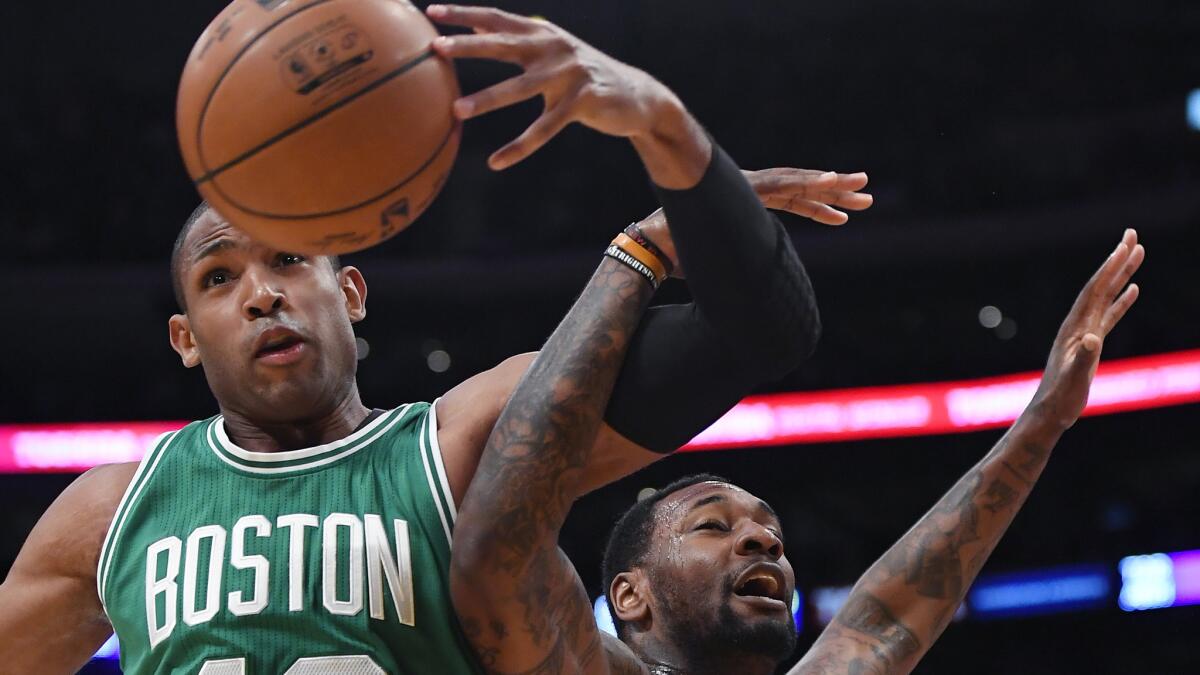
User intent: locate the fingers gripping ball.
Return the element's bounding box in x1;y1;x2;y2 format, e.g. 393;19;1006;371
177;0;460;254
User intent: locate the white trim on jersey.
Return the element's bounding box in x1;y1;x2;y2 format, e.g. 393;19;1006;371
96;429;181;615
427;398;457;523
213;405;398;463
206;405;413;475
418;411;454;548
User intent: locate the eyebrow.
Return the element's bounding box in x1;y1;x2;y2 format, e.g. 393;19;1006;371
191;238;236;265
688;494;726;513
688;494;782;529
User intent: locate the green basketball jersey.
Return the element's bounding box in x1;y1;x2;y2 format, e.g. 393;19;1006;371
97;402;482;674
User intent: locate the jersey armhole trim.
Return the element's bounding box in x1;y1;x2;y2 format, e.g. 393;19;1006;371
96;429;181;616
427;398;457;523
418;400;455;549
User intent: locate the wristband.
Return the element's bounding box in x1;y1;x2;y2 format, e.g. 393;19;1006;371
612;232;667;284
605;244;660;289
623;222;675;277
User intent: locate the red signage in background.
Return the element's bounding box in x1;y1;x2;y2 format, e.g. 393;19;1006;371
683;348;1200;450
2;350;1199;472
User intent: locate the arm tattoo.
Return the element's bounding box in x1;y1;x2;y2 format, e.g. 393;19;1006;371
451;259;654;675
836;594;921;664
794;423;1059;674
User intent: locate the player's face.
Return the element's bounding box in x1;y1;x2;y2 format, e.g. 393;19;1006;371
646;482;797;663
168;210;367;423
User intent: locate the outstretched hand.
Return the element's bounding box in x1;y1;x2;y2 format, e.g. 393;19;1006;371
1031;228;1144;429
428;4;684;171
636;168;873;276
744;167;872;226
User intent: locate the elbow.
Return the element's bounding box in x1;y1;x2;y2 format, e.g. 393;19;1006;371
741;299;821;381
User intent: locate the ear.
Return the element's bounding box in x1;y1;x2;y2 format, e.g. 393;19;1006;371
168;314;202;368
609;569;652;629
339;265;367;323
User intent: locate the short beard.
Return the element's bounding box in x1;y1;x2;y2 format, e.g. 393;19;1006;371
654;577;797;670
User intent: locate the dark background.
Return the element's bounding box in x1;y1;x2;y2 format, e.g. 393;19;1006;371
2;0;1198;672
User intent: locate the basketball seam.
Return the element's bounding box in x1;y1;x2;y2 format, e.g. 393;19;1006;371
205;114;459;220
192;0;335;178
194;47;439;187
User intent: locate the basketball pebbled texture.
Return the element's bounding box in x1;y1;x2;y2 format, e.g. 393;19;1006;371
177;0;460;254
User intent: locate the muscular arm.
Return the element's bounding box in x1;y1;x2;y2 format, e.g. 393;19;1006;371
437;353;662;505
450;256;652;675
429;7;833;506
0;463;135;674
437;148;837;505
791;231;1144;675
791;415;1063;675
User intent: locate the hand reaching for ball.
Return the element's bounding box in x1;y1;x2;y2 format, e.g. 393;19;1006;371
427;4;709;187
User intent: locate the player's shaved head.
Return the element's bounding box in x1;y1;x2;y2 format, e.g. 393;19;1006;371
170;202;340;313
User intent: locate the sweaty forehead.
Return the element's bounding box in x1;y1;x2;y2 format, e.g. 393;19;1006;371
655;481;748;522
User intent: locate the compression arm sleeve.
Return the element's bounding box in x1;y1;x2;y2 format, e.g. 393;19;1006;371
603;141;821;452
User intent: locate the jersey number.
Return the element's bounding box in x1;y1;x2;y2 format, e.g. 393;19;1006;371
199;655;385;674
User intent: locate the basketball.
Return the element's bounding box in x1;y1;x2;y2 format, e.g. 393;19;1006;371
176;0;460;255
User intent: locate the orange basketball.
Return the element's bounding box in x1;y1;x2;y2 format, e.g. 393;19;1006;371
177;0;460;254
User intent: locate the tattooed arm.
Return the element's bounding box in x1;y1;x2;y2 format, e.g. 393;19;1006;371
792;230;1145;675
451;256;654;675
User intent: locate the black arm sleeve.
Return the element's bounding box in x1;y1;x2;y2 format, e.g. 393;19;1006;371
603;141;821;452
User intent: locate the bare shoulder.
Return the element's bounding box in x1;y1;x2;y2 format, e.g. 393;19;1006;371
9;462;138;582
436;352;536;428
433;352;537;504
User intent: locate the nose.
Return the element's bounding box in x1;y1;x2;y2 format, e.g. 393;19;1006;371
241;268;286;320
734;523;784;560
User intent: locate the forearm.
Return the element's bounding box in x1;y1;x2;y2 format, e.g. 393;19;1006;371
605;145;822;452
653;141;821;372
451;258;653;673
820;411;1066;674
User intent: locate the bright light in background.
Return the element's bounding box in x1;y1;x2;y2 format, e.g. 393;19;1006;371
811;585;965;626
688;348;1200;451
594;596;618;637
967;565;1110;619
1166;550;1200;606
1188;89;1200;132
811;585;853;626
1119;553;1175;611
426;349;452;373
978;305;1002;329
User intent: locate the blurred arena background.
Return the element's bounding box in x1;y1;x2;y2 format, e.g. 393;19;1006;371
2;0;1198;672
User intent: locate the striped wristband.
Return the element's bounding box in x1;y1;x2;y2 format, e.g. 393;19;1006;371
605;243;660;289
613;233;668;282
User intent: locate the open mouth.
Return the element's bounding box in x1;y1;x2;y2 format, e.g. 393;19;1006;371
732;563;789;606
252;327;307;364
255;334;302;357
